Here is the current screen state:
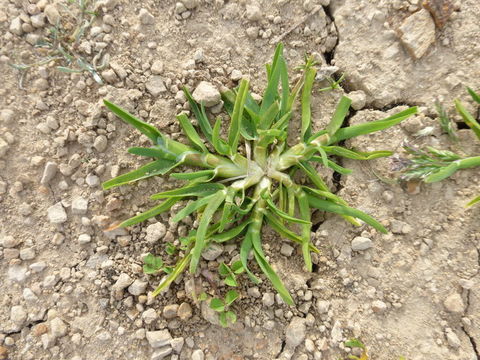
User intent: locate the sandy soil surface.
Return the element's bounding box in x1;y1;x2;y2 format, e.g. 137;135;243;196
0;0;479;359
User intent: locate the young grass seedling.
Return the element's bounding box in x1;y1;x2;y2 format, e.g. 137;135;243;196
400;88;480;206
10;0;107;87
103;44;417;304
210;290;239;328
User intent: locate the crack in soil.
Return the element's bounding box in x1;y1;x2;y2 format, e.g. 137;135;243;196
462;289;480;358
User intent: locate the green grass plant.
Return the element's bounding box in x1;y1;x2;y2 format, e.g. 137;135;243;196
103;44;417;304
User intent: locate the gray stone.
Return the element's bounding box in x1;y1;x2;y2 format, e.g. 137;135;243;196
50;318;67;338
47;202;67;224
351;236;373;251
101;69;117;84
139;8;155;25
10;305;27;328
19;247;36;260
93;135;108;152
171;337;184;353
348;90;367;110
247;287;261;298
0;138;9;158
142;308;158;324
0;109;14;124
262;292;275;307
246;5;262;21
280;243;294;257
85;174;100;187
44;4;60;25
192;349;204;360
2;235;22;248
146;330;172;348
177;302;192;320
9;17;23;36
181;0;198;10
285;317;306;348
163;304;179;319
230;69;243;81
40;162;58;185
128;279;148;296
445;328;461;349
29;262;47;273
371;300;387;313
31;13;45;28
23;288;39;303
8;265;27;282
316;300;330;314
398;9;436;59
443;293;465;314
113;273;133;290
146;222;167;243
192;82;221;107
151;347;172;360
330;320;343;344
201;243;223;261
71;197;88;215
78;234;91;244
151;61;164;75
146;76;167;97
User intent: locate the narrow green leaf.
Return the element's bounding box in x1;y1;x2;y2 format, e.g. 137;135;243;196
424;162;459;183
328;107;417;144
317;146;329;167
102;159;179;190
211;221;250;243
104;100;162;144
466;195;480;207
212;117;231;155
170;170;215;181
326;96;351;136
218;187;236;232
295;188;313;272
301;66;317;141
172;193;217;222
240;232;261;284
297;161;330;192
264;196;311;224
253;248;294;305
152;253;191;297
210;298;225;312
272;110;293;131
325;159;353;175
467;87;480;104
183;86;213;142
119;198;178;228
225;290;239;306
278;55;290;117
177;113;208;152
321;146;393;160
258;101;280;130
128;146;177;160
228;79;249;152
455;99;480;140
345;339;366;349
189;190;227;273
151;183;225;200
260;43;283;115
308;196;387;234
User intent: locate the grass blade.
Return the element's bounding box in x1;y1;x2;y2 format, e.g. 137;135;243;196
151;183;225;200
326;96;352;136
119;198;178;228
183;86;213;142
424;162;459;183
308;196;387;234
301;66;317;141
128;146;177;160
177;113;208;152
467;87;480;104
228;79;249;152
295;188;313;272
104;100;162;144
170;170;215;181
213;117;231;155
258;101;280;130
172;193;217;222
152;252;192;296
240;232;261;284
322;146;393;160
297;161;330;192
189;190;227;272
103;159;178;190
211;221;250;243
260;43;283;115
328;107;417;144
264;196;311;224
466;195;480;207
455;99;480;140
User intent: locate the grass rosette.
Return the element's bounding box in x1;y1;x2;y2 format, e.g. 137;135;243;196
102;44;417;304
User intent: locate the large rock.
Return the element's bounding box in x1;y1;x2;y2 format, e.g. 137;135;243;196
397;9;436;59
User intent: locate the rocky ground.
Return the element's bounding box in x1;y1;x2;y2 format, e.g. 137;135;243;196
0;0;479;359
